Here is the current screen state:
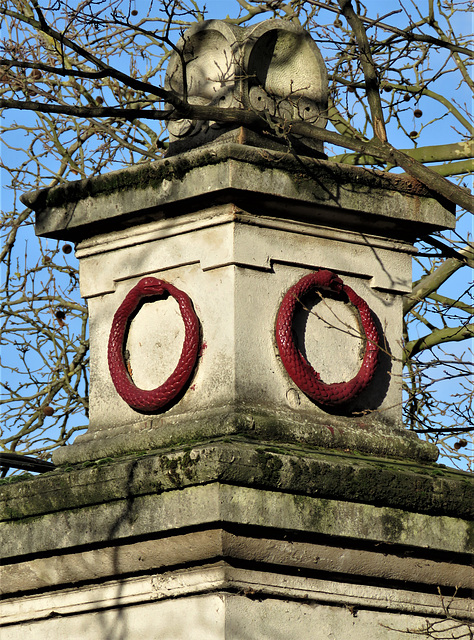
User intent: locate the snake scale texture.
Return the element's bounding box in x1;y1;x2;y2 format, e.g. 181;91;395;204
108;277;200;412
276;270;379;406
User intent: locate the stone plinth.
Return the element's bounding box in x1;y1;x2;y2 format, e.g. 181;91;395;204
1;446;473;639
22;144;455;465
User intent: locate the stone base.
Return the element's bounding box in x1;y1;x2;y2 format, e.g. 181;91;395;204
1;442;472;638
52;407;438;466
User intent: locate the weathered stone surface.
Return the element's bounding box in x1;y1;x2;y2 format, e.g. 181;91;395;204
2;566;472;640
21;108;456;466
1;448;472;637
22;143;456;466
2;530;472;597
57;208;416;462
53;407;440;468
25;193;446;464
22;144;455;468
23;145;455;241
2;444;472;544
0;444;470;521
1;565;473;639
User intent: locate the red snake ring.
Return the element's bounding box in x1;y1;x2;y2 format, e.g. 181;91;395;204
107;277;200;412
276;270;379;406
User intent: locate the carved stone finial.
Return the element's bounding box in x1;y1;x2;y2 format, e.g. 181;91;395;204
165;19;328;156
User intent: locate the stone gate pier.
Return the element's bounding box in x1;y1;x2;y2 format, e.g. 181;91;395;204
2;19;473;640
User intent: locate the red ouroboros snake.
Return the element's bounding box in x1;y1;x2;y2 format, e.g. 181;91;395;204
276;270;379;406
107;277;200;412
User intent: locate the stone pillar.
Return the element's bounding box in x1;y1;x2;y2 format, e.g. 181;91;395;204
32;142;454;466
2;19;472;640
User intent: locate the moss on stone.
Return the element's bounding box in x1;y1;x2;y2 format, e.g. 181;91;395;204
380;511;405;541
25;142;455;218
0;472;36;486
180;449;201;480
292;493;332;530
158;456;183;487
256;450;284;486
1;439;472;526
29;149;227;212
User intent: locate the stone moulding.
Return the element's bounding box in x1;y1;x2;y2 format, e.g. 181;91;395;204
2;564;473;637
50;406;439;467
1;445;472;635
2;442;472;527
22;144;455;242
2;438;472;638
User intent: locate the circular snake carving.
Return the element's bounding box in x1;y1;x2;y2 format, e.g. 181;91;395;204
107;277;200;412
276;270;379;406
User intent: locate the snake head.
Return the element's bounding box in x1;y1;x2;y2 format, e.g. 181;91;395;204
138;276;166;297
317;269;344;293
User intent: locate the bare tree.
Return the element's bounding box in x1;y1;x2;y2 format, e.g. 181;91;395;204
382;587;474;638
1;0;472;471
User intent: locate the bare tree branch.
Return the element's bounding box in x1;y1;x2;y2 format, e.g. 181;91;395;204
337;0;387;142
404;324;474;360
1;97;472;213
404;246;474;315
306;0;474;58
